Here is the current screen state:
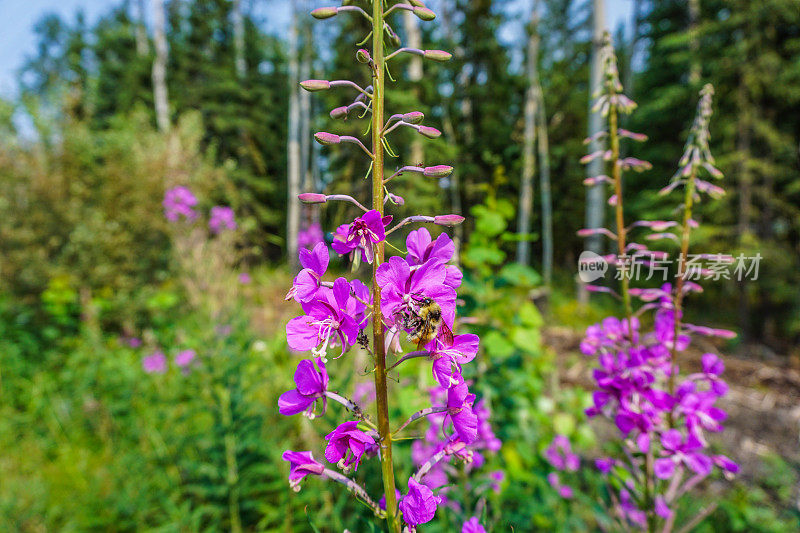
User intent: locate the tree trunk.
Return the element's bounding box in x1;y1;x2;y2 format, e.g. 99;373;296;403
536;79;552;286
516;0;540;267
584;0;606;255
134;0;148;57
233;0;246;79
286;4;301;268
151;0;170;132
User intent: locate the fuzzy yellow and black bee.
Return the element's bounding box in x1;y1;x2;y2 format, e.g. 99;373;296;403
401;296;454;350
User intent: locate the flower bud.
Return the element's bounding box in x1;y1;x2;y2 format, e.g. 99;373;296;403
424;50;452;62
311;7;338;19
298;193;327;204
314;132;341;145
409;0;428;6
434;214;465;226
417;126;441;139
402;111;424;124
356;49;372;64
387;193;405;206
300;79;330;92
423;165;453;178
330;106;348;120
413;6;436;21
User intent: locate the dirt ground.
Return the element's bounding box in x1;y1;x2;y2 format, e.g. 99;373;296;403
545;326;800;481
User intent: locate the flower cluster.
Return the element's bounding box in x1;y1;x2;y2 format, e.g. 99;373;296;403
163;186;198;222
209;206;237;234
298;220;325;250
576;35;736;532
278;3;493;531
142;348;197;374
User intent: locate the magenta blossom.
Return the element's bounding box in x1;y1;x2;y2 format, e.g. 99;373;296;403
376;256;456;329
544;435;580;472
324;421;377;471
331;209;391;264
209;205;236;233
278;357;329;417
285;278;361;358
400;477;441;526
405;228;462;288
654;429;713;479
547;472;574;499
142;351;167;374
298;221;325;249
446;382;478;444
282;450;325;491
174;349;196;368
163;186;198;222
238;272;252;284
430;334;479;388
287;242;329;303
462;517;486;533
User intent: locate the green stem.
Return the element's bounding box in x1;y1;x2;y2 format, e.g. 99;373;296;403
220;386;243;533
609;103;632;323
370;2;400;531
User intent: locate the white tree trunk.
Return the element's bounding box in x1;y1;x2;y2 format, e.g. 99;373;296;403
134;0;149;56
286;4;301;268
516;0;541;266
584;0;606;255
233;0;246;79
152;0;170;132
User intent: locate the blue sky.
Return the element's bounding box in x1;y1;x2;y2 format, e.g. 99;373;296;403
0;0;632;98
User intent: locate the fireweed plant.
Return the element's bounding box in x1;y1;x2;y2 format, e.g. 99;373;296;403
279;2;494;532
570;35;738;532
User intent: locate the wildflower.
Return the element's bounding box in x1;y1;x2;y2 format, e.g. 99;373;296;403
285;277;361;358
405;228;462;288
287;242;329;303
547;472;574;499
281;450;325;491
544;435;580;472
430;333;479;388
462;517;486;533
163;186;198;222
142;351;167;374
209;206;236;233
298;221;325;249
446;382;478;444
399;477;441;526
278;357;329;417
654;429;712;479
174;349;196;368
238;272;251;284
331;209;391;264
324;421;377;471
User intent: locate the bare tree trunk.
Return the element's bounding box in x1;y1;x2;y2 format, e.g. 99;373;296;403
152;0;170;132
233;0;246;79
134;0;149;56
286;5;301;268
536;79;552;286
404;10;424;165
584;0;606;254
516;0;540;267
688;0;701;84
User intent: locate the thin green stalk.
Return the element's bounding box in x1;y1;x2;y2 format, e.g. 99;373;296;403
370;2;400;531
220;386;243;533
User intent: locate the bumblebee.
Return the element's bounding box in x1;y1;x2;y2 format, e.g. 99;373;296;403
401;296;454;349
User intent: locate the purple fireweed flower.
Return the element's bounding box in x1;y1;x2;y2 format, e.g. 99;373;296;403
278;357;329;417
142;351;167;374
446;382;478;444
544;435;580;472
324;420;377;471
209;205;236;233
655;496;673;520
163;186;198;222
238;272;252;284
595;457;616;474
287;242;329;303
174;349;196;368
462;517;486;533
547;472;574;499
125;336;142;348
405;228;462;288
430;333;479;388
654;429;713;479
282;450;325;491
400;477;441;526
375;256;457;329
285;277;361;358
298;221;325;249
331;209;391;264
379;489;402;512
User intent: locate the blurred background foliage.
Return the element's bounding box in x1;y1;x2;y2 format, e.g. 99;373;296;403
0;0;799;531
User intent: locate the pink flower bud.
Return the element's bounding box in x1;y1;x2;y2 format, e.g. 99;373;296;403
314;132;341;145
298;193;327;204
356;49;372;64
417;126;441;139
423;50;452;62
311;7;338;19
434;214;464;226
300;79;330;92
330;106;348;119
387;193;405;206
413;6;436;21
423;165;453;178
402;111;424;124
